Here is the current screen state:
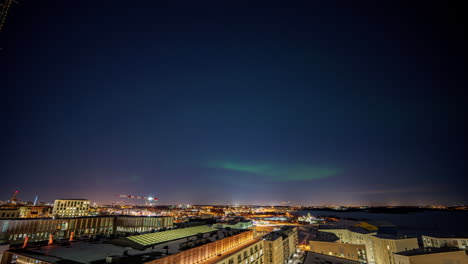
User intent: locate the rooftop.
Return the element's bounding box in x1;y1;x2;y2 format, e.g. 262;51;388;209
395;247;464;256
304;252;360;264
124;225;219;247
0;215;170;221
318;226;374;234
56;199;89;201
262;226;296;241
373;234;415;240
199;239;261;264
422;232;468;238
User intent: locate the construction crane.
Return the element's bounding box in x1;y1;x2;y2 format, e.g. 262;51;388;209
0;0;17;32
10;190;19;204
115;194;158;206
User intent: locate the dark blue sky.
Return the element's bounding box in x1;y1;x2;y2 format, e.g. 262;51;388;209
1;1;467;205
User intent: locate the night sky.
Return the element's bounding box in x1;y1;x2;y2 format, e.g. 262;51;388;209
1;1;467;205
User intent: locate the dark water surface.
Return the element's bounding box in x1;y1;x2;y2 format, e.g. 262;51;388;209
297;210;468;235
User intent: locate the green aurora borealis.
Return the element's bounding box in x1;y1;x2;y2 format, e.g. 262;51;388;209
206;161;342;182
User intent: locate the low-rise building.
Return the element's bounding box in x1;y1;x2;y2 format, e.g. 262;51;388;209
0;226;263;264
263;226;298;264
318;227;376;263
52;199;90;218
0;209;19;219
371;235;419;264
393;247;468;264
19;206;52;218
0;215;174;244
318;228;418;264
309;240;367;262
212;219;253;230
422;234;468;250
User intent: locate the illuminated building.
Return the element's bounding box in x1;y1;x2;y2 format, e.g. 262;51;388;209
318;227;377;263
19;206;52;218
52;199;90;218
318;228;418;264
393;247;468;264
212;220;253;229
422;235;468;250
0;226;264;264
0;209;19;219
370;235;418;264
262;226;298;264
0;215;173;245
309;240;367;262
298;213;323;224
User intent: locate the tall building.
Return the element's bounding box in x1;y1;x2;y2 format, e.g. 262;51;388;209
52;199;90;218
262;226;298;264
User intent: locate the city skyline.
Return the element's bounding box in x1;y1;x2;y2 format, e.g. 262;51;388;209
2;1;467;205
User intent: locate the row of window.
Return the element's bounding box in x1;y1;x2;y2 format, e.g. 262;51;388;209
224;247;264;264
8;227;115;241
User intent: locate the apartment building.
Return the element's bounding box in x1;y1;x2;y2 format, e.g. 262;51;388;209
52;199;90;218
394;247;468;264
422;234;468;250
0;215;174;244
263;226;298;264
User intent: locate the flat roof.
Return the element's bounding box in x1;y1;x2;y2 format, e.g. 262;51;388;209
395;247;464;256
56;199;89;201
7;249;82;264
126;225;219;246
373;234;415;240
19;227;245;264
304;252;360;264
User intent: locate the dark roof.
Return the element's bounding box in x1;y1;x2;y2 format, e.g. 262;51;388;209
422;232;468;238
0;215;170;221
6;249;82;264
373;234;415;240
366;220;395;226
395;247;463;256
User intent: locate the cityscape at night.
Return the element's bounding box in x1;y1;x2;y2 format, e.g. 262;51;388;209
1;1;467;264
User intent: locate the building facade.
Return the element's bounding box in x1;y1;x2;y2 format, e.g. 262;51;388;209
393;248;468;264
0;215;174;244
318;228;418;264
422;235;468;250
0;224;299;264
309;240;367;262
263;226;298;264
370;235;418;264
318;228;376;263
149;230;259;264
52;199;90;218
